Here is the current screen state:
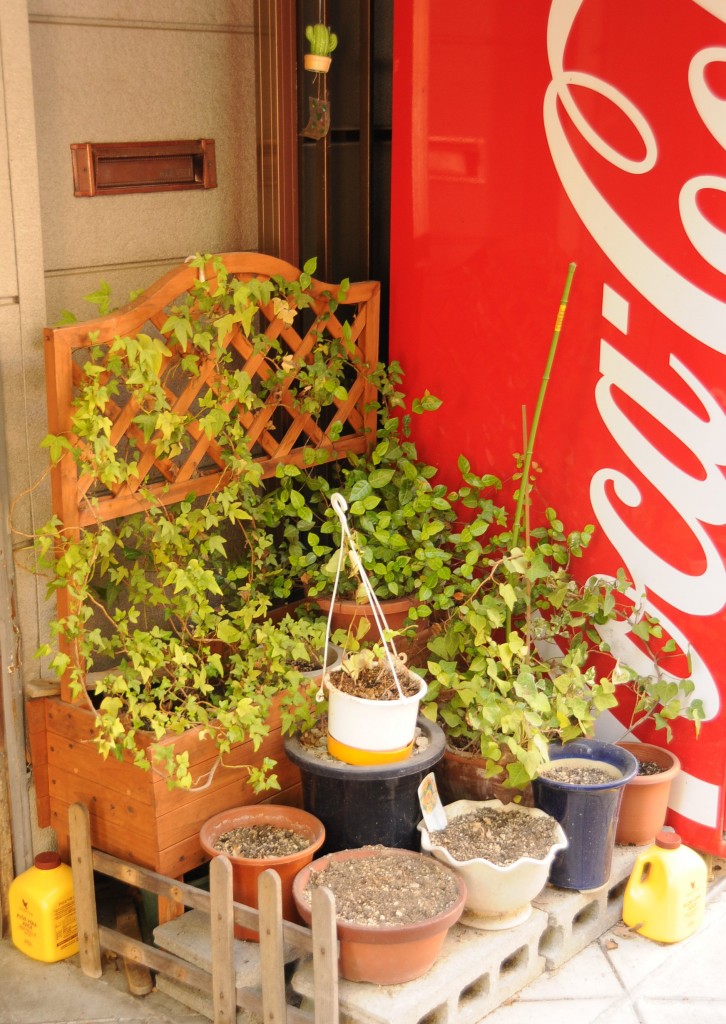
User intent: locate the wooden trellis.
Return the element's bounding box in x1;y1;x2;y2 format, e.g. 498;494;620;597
44;252;380;532
42;252;381;702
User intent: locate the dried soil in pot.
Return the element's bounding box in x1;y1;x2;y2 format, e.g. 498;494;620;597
292;845;466;984
212;824;313;859
329;661;423;700
427;804;561;865
299;844;461;925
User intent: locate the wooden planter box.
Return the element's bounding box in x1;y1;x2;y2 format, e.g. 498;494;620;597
27;694;301;879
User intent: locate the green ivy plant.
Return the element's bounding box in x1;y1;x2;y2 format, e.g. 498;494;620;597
421;264;703;790
273;397;504;636
34;254;392;790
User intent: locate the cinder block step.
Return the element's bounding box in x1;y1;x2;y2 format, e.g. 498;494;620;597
156;975;260;1024
153;849;640;1024
292;909;549;1024
153;909;299;1021
534;845;638;970
291;846;640;1024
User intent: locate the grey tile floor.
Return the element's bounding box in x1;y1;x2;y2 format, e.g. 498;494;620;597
3;867;726;1024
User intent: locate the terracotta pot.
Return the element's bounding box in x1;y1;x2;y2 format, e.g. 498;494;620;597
200;804;325;941
434;746;534;806
419;799;567;930
615;741;681;846
312;593;432;666
292;846;466;983
304;53;331;72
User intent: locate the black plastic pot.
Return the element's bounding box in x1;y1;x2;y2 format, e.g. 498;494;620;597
283;716;446;854
531;738;638;890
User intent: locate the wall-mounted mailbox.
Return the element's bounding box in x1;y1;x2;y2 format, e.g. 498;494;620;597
71;139;217;197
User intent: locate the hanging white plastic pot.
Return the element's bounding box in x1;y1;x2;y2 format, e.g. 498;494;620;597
316;494;428;766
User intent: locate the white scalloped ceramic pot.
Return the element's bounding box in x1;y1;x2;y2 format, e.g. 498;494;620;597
419;798;568;930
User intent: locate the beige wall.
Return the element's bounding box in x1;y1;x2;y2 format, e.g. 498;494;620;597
0;0;260;857
30;0;258;320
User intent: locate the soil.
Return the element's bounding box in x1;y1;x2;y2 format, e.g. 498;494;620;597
428;806;560;865
539;764;615;785
637;759;664;776
213;824;312;859
329;662;422;700
301;846;460;926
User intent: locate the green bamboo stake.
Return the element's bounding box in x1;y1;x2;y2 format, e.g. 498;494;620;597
511;262;577;550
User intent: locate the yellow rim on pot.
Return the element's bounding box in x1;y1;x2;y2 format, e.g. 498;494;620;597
327;734;414;765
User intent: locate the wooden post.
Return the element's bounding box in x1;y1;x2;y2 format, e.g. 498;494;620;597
68;802;102;978
258;868;288;1024
209;855;237;1024
311;886;338;1024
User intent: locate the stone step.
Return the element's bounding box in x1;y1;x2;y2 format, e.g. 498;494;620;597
291;846;638;1024
153;846;639;1024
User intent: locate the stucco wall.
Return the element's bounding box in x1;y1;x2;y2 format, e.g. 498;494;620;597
29;0;258;320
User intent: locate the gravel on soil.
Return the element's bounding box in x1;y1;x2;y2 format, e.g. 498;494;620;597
302;846;461;926
213;824;312;859
429;805;560;865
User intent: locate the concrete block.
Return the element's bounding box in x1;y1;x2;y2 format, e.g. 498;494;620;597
533;845;639;970
156;975;260;1024
154;908;299;987
292;909;549;1024
153;908;300;1021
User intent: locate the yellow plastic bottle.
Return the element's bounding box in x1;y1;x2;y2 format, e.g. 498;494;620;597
9;852;79;962
623;830;706;943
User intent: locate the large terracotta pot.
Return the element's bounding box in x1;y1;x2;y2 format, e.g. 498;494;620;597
200;804;325;941
434;746;534;806
292;846;466;983
615;741;681;847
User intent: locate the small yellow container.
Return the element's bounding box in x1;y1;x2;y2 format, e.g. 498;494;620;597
623;830;706;943
9;852;79;962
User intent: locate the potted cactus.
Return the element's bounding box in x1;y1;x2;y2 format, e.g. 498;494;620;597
304;23;338;72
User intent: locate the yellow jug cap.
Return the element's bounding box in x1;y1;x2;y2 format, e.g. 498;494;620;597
655;830;681;850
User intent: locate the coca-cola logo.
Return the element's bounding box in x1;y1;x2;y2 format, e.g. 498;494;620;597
544;0;726;830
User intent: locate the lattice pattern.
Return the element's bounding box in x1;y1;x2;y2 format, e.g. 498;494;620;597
44;254;381;532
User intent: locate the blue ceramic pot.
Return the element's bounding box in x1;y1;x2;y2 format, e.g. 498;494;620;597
532;739;638;890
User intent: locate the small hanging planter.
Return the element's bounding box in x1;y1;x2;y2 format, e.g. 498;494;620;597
304;23;337;72
316;495;428;766
326;650;427;764
304;53;332;73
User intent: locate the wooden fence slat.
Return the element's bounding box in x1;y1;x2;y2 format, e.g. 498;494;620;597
311;886;339;1024
68;803;102;978
97;924;213;991
66;801;329;1023
210;856;237;1024
258;868;288;1024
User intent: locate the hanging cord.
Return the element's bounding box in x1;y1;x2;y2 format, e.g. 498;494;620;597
316;492;406;702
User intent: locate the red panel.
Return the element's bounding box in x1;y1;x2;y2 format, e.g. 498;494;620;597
390;0;726;856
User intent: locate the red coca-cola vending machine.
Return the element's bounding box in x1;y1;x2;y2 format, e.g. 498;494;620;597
389;0;726;857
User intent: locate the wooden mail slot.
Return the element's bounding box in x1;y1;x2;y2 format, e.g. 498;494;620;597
71;139;217;197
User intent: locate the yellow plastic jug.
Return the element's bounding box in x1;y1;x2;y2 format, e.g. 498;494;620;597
623;830;706;943
9;852;79;962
